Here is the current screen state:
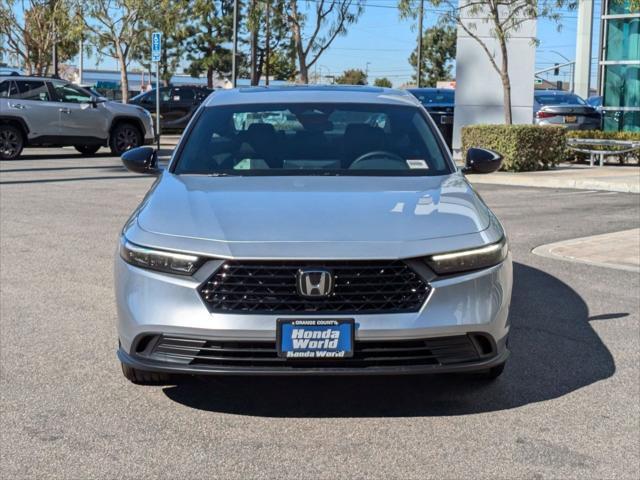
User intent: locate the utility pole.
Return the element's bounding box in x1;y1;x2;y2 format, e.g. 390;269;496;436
232;0;239;87
265;0;270;86
50;0;58;77
416;0;424;88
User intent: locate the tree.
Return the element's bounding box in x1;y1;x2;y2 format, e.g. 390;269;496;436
84;0;146;103
184;0;235;88
434;0;575;124
286;0;364;84
408;24;456;87
267;44;297;81
373;77;393;88
0;0;80;75
335;68;367;85
133;0;190;87
247;0;291;85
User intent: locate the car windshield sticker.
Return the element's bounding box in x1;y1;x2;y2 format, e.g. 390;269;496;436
407;159;429;169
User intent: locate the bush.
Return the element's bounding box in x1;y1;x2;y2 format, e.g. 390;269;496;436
565;130;640;165
461;124;566;172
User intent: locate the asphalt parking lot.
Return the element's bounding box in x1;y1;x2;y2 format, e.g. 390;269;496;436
1;147;639;479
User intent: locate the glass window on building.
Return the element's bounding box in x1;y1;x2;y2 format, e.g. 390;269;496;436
600;0;640;132
605;18;639;61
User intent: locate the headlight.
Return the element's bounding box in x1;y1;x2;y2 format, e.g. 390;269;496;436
119;239;203;275
425;237;508;275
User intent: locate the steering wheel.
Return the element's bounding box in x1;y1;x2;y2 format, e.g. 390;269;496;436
349;151;407;169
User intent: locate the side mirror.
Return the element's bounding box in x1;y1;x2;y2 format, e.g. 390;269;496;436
89;95;105;107
463;148;503;174
121;146;160;175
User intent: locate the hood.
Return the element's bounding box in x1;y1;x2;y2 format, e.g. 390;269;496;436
133;174;491;253
106;100;147;115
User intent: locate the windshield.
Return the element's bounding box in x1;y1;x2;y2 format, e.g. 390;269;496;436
535;93;586;106
409;90;454;105
174;103;451;176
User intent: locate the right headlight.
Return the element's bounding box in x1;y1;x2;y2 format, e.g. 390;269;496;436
425;237;508;275
119;238;203;276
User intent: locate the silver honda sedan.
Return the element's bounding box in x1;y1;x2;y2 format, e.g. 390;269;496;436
115;86;512;384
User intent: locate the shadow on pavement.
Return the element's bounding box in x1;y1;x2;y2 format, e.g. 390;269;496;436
162;262;616;417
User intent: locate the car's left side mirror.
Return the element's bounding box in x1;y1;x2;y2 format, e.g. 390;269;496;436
89;95;106;107
121;146;161;175
462;148;503;174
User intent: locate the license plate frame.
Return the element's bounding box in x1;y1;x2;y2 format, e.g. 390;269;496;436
440;115;453;125
277;318;355;359
564;115;577;123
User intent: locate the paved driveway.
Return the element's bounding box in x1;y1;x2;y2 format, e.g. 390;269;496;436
1;148;639;479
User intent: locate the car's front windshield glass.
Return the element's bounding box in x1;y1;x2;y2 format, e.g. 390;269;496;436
536;94;586;105
174;103;451;176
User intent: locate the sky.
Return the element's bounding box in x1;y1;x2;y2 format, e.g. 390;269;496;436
315;0;602;87
6;0;603;89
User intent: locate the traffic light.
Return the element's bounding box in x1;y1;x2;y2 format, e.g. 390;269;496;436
554;63;560;76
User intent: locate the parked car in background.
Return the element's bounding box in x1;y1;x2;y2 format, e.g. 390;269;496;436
129;85;213;131
534;90;601;130
407;88;455;149
0;75;154;159
586;95;603;111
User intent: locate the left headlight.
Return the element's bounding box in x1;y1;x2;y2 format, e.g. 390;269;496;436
119;238;203;275
425;237;508;275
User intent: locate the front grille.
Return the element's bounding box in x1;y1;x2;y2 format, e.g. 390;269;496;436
199;260;430;314
146;334;485;369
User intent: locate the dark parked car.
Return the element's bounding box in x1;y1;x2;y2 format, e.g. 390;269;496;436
129;85;213;130
534;90;601;130
407;88;455;148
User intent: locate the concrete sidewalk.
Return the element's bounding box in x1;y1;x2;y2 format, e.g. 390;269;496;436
533;228;640;272
467;163;640;193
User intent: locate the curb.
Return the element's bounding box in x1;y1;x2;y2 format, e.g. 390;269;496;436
468;175;640;194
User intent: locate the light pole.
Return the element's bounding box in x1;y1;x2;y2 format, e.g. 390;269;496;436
416;0;424;88
550;50;575;92
232;0;239;87
265;0;271;86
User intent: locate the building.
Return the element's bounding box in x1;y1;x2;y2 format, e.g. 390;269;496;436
598;0;640;132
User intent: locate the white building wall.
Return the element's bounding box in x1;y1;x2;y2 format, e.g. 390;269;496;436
452;2;537;155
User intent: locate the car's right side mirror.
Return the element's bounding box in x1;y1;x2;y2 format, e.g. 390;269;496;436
463;148;503;174
121;146;161;175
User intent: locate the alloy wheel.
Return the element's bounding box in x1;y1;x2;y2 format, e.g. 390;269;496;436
0;129;21;158
115;127;139;153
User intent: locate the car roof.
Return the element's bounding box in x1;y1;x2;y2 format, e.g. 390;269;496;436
535;90;577;96
205;85;421;107
0;75;65;82
407;88;454;94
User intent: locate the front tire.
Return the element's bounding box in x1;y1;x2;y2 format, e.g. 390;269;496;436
121;362;172;385
0;124;24;160
74;144;101;156
109;123;142;156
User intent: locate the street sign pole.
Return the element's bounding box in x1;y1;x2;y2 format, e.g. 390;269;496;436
155;61;160;151
151;32;162;151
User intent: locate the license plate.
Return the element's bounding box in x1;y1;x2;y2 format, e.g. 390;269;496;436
277;319;354;358
440;115;453;125
564;115;577;123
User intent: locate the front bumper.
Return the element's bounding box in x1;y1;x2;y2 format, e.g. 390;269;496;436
115;254;512;375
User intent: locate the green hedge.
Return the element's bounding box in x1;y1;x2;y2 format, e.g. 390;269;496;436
566;130;640;164
461;125;566;172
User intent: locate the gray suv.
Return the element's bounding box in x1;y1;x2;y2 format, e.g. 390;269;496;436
0;76;154;159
